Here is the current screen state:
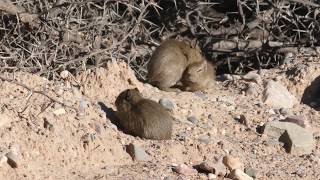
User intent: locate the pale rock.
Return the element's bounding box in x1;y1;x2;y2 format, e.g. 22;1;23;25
208;173;217;179
53;108;66;116
126;143;150;161
222;155;244;171
280;115;309;128
262;80;298;108
242;71;262;84
228;169;253;180
173;164;197;175
0;113;11;128
263;121;314;155
60;70;70;79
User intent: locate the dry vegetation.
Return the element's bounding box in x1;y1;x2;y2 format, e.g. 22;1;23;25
0;0;319;79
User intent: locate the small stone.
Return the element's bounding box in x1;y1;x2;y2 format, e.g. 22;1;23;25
53;108;66;116
194;91;208;100
126;143;150;161
159;98;174;110
237;114;249;126
222;155;244;171
208;173;217;179
212;157;227;176
60;70;70;79
280;115;309;128
43;118;54;131
245;83;257;96
0;155;8;166
77;100;87;117
6;151;20;168
0;113;11;128
173;164;197;175
242;71;262;84
228;169;253;180
262;80;298;108
244;166;257;178
198;135;211;144
187;116;198;124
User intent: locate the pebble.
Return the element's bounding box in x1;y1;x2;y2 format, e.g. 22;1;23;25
242;71;262;84
53;108;66;116
262;80;298;108
126;143;150;161
228;169;253;180
0;155;8;166
0;113;11;128
222;155;244;171
280;115;309;128
60;70;70;79
208;173;217;179
6;151;20;168
245;83;257;96
159;98;174;110
187;116;198;124
172;164;197;175
198;135;211;145
77;99;87;117
244;166;257;178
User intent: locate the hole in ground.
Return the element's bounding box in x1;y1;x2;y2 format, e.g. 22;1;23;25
301;75;320;110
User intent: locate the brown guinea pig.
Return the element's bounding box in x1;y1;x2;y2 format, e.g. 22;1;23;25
147;39;203;92
181;60;216;92
115;88;173;140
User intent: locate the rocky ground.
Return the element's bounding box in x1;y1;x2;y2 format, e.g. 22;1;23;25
0;58;319;180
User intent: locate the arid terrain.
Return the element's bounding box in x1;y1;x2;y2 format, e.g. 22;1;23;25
0;58;319;180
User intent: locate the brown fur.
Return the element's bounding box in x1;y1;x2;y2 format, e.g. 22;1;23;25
115;88;173;140
147;39;203;92
181;60;216;91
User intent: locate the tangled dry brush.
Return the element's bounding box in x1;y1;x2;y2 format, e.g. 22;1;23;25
0;0;319;79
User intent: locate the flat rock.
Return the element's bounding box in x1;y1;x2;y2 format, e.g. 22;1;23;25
262;80;298;108
222;155;244;171
173;164;197;175
242;71;262;84
126;143;150;161
228;169;253;180
280;115;309;128
53;108;66;116
6;151;20;168
159;98;174;110
263;121;314;155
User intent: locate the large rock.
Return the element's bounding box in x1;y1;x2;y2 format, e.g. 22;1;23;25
262;80;298;108
263;121;314;155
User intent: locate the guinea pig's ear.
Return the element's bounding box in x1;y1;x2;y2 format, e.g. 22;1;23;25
125;89;133;101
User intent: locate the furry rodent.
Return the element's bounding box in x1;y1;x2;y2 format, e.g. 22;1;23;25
181;60;216;91
115;88;173;140
147;39;203;92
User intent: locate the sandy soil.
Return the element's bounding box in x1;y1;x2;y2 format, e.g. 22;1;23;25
0;60;319;180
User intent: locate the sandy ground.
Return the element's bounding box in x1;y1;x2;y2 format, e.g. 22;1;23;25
0;60;319;180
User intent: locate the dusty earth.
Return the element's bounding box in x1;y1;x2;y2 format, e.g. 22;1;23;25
0;59;319;180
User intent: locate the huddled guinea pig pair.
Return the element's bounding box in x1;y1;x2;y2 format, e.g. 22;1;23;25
114;39;215;140
147;39;216;92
